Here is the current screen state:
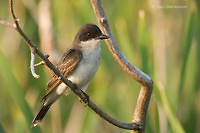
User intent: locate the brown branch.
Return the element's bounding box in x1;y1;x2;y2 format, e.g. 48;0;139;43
90;0;153;132
0;0;141;131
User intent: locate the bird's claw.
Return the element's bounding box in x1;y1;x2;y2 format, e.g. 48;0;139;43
78;90;90;107
73;83;90;106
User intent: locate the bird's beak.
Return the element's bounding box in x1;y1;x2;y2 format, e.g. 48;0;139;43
97;34;110;40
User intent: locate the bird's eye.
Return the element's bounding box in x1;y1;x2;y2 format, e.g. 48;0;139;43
87;33;91;37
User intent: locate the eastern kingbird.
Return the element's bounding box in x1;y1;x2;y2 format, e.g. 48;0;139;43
32;24;109;127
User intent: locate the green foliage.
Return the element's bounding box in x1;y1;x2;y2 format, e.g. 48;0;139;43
0;0;199;133
0;51;41;133
178;5;195;102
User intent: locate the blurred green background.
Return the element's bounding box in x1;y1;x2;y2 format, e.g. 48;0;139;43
0;0;199;133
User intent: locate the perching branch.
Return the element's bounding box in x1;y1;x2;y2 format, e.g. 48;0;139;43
0;0;143;131
90;0;153;133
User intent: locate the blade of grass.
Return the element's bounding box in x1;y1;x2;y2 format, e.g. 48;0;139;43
194;0;200;92
0;50;41;133
155;103;160;133
178;4;195;101
138;10;149;73
158;84;185;133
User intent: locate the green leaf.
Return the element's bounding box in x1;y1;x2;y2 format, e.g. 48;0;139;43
159;87;185;133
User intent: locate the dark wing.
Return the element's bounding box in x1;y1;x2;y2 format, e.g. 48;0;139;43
42;49;82;100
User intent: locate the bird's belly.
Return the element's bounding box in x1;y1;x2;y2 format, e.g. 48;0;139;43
67;47;101;90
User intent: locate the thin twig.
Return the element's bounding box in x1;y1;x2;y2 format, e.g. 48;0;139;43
30;48;40;78
34;61;45;67
0;18;16;29
0;0;141;131
34;54;49;67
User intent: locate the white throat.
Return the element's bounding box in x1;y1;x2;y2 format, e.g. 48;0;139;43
78;39;102;51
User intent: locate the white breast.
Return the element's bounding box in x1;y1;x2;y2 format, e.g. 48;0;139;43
67;39;102;91
56;39;102;96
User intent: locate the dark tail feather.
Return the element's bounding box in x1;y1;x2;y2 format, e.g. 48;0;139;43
31;104;51;127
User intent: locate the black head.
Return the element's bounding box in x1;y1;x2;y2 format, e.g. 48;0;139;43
73;24;109;44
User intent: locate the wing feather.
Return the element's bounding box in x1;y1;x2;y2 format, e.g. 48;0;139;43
42;49;82;100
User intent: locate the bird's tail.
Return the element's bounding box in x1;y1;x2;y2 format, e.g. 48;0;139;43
31;104;51;127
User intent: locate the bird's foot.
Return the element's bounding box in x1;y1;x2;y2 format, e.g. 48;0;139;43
73;83;90;107
78;90;90;107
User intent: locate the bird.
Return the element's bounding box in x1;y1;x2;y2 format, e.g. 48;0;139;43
31;24;109;127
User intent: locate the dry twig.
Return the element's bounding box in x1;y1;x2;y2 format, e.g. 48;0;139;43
30;48;40;78
90;0;153;132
